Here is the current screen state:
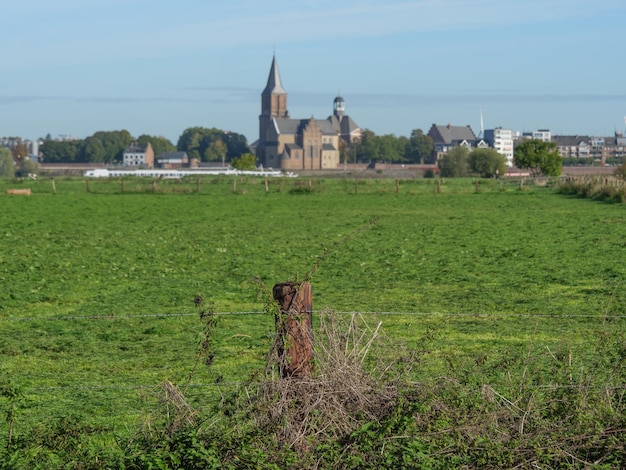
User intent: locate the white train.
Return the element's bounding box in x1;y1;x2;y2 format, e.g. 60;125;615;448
84;168;296;178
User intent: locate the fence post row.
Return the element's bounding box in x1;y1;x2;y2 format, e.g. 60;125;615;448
272;282;314;378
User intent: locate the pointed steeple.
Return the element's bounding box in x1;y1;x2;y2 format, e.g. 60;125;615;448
263;55;286;95
261;54;288;119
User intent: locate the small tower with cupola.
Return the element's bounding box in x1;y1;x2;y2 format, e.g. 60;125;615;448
333;95;345;120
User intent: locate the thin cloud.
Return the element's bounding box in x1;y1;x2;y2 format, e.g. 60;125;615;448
7;0;624;64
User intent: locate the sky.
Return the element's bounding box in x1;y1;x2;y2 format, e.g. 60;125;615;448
3;0;626;145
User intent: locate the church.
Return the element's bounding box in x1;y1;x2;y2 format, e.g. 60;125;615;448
255;56;361;170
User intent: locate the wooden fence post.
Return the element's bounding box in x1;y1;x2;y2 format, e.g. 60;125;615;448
50;177;56;194
272;282;313;379
265;177;269;193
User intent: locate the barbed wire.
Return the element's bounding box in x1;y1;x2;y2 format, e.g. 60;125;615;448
2;310;625;322
21;381;626;394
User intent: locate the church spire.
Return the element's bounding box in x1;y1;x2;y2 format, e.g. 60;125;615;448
261;54;288;118
263;55;286;95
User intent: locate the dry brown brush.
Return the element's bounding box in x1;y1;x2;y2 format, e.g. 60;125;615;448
239;309;418;453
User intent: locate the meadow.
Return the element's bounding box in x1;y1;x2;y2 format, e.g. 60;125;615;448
1;175;625;467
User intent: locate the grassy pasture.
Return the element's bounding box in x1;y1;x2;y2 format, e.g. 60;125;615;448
1;175;625;464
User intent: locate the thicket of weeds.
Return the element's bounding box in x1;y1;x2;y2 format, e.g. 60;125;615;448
2;302;625;469
557;174;626;202
116;304;626;470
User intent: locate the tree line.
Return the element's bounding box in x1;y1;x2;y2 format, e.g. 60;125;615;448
9;125;564;178
38;128;250;165
349;128;435;164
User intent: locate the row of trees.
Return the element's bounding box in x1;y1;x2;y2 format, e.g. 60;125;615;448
38;128;250;165
349;129;435;164
437;140;562;178
438;147;508;178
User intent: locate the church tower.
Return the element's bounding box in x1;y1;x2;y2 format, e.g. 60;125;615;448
258;55;289;166
333;95;345;119
261;55;289;120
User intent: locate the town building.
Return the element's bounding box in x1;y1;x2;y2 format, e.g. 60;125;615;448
523;129;552;142
157;151;189;169
484;128;514;167
123;142;154;167
553;133;626;164
255;56;361;170
553;135;591;159
427;123;487;161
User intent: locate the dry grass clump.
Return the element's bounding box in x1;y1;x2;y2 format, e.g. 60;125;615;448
245;310;415;451
140;380;197;440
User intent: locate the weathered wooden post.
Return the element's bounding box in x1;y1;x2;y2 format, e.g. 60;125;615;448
265;177;269;193
272;282;313;379
50;177;56;194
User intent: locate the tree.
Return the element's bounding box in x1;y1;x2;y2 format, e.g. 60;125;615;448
136;135;176;158
205;139;227;164
0;147;15;178
438;145;470;177
514;139;562;176
15;157;39;177
469;148;507;178
231;153;257;170
222;132;250;160
91;130;132;163
11;141;29;159
406;129;434;163
80;136;106;163
354;130;408;163
354;129;379;162
40;140;81;163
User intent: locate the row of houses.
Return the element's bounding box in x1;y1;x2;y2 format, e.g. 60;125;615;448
426;125;626;167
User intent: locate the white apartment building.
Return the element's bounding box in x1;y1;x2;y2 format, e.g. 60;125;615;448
484;128;514;167
523;129;551;142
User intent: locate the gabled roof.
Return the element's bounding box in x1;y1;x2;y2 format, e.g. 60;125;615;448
262;55;286;96
328;114;360;136
553;135;590;146
429;124;477;145
273;117;337;136
124;142;151;153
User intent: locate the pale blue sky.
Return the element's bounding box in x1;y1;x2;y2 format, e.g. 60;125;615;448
2;0;626;144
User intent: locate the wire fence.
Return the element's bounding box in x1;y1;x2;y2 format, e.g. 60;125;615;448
21;380;626;394
3;310;626;322
4;309;625;400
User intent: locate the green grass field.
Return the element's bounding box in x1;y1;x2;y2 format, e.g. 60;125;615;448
1;175;625;467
